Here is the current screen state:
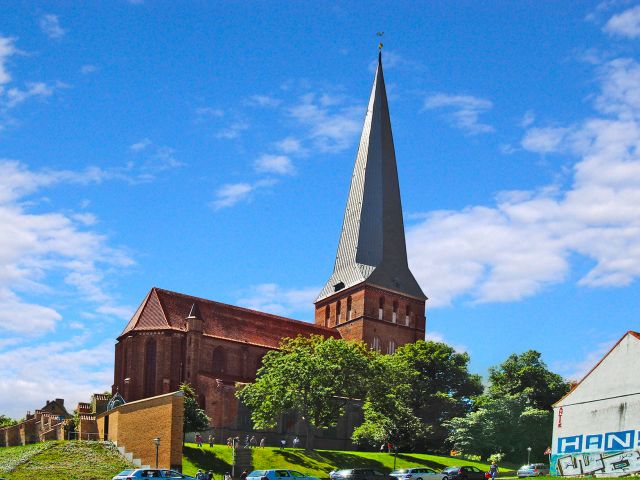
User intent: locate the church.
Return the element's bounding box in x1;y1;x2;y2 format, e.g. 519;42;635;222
112;52;428;447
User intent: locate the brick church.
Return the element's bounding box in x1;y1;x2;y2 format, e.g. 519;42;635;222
112;52;427;446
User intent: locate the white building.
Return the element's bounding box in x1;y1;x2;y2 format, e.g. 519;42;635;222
551;331;640;476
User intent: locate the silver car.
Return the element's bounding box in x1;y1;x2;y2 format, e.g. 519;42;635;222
517;464;550;477
247;470;320;480
112;469;196;480
390;468;445;480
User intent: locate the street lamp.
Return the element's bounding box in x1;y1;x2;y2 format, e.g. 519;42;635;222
527;446;532;465
153;437;161;468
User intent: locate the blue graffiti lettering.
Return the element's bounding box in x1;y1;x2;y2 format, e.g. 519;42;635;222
605;431;635;451
585;434;603;450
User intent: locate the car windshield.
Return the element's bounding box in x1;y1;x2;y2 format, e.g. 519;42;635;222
248;472;266;477
443;468;459;473
117;471;136;477
520;466;533;469
336;471;353;475
393;471;409;474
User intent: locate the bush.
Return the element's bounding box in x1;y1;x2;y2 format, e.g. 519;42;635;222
487;453;505;464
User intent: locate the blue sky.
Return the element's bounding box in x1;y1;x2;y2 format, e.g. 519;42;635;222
1;1;640;418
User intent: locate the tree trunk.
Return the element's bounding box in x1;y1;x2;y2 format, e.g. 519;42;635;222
304;421;315;450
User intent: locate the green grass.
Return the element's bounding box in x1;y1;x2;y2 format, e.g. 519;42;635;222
183;444;518;479
0;440;134;480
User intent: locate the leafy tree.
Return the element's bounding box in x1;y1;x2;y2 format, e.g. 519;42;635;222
488;350;570;410
446;351;569;462
354;340;483;452
237;335;373;450
0;414;18;428
180;383;210;444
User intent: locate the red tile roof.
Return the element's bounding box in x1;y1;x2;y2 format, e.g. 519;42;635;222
119;287;339;348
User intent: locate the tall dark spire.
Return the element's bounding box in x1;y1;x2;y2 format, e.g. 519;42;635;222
317;54;426;302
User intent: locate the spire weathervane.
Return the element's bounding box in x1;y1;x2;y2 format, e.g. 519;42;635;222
377;31;384;51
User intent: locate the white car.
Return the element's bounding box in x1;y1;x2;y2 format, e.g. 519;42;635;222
247;470;320;480
112;469;196;480
390;468;445;480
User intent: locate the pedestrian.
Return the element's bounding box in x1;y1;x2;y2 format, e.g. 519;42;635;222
240;470;249;480
196;470;204;480
280;438;286;449
208;471;214;480
209;434;214;447
260;437;266;448
224;473;232;480
379;443;385;452
293;436;300;448
250;435;257;447
490;462;499;480
196;433;203;447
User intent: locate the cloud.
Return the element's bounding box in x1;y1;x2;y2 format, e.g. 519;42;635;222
0;36;17;85
425;331;468;353
288;93;361;152
423;93;495;135
211;179;277;210
275;137;307;156
195;107;224;119
253;154;295;175
236;283;319;318
4;82;55;108
603;5;640;38
130;138;152;152
39;14;66;40
246;95;281;107
216;121;249;140
407;57;640;307
80;64;98;75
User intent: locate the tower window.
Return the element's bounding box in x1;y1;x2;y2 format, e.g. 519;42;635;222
378;297;384;320
336;301;342;323
392;301;398;323
388;340;396;354
325;305;330;326
346;296;352;321
372;336;381;352
405;306;411;326
334;281;345;292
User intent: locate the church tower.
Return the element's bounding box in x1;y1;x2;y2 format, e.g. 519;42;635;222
314;52;427;353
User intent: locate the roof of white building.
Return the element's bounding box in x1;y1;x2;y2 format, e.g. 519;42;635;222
553;330;640;407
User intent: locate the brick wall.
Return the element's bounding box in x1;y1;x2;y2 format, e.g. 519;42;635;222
97;391;184;470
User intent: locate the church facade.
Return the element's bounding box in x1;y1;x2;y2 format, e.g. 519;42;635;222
112;52;427;446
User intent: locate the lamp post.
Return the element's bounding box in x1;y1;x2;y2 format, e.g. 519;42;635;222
153;437;161;468
527;446;532;465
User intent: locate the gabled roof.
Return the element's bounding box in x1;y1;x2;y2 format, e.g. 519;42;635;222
553;330;640;407
119;287;339;348
317;52;426;302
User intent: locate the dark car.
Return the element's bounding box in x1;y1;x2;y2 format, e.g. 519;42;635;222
441;466;486;480
330;469;391;480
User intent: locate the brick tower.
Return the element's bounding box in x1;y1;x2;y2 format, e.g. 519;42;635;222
314;52;427;353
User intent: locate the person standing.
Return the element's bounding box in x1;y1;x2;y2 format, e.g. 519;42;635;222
259;437;266;448
280;438;286;449
293;436;300;448
240;470;249;480
490;462;499;480
209;434;214;447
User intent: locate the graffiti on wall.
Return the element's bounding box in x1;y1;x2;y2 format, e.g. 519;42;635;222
552;450;640;476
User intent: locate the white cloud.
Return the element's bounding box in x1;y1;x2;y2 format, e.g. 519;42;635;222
196;107;224;118
80;64;98;75
246;95;281;107
603;5;640;38
275;136;307;156
236;283;319;318
424;331;468;353
423;93;495;135
253;154;295;175
216;121;249;139
39;14;66;40
130;138;151;152
289;93;361;152
407;57;640;307
0;36;17;85
521;110;536;128
211;179;278;210
4;82;55;108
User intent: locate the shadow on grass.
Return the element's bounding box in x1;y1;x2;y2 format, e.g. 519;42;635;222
184;446;233;473
395;454;449;470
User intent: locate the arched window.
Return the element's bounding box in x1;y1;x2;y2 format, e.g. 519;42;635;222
336;301;342;323
372;336;381;352
392;301;398;323
378;297;384;320
143;338;157;398
325;305;330;326
212;346;226;374
405;306;411;326
388;339;396;354
346;296;352;321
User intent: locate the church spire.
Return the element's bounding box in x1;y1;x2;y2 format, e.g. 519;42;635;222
316;53;426;302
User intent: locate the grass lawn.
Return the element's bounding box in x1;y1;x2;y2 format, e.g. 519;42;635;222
0;441;134;480
183;444;518;479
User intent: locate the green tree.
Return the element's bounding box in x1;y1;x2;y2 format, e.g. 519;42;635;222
0;414;18;428
446;351;568;462
180;383;210;444
354;340;483;452
237;335;373;450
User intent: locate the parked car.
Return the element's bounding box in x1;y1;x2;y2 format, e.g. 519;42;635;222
330;469;391;480
247;470;320;480
390;467;445;480
112;469;196;480
517;464;550;477
441;466;486;480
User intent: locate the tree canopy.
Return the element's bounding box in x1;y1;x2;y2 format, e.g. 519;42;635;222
180;383;210;439
237;335;373;449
